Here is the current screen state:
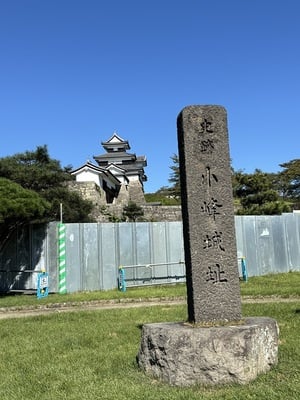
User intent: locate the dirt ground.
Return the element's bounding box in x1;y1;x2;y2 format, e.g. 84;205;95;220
0;296;299;320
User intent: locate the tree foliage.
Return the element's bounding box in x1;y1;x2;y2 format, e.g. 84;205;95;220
0;145;71;192
166;154;299;215
168;154;181;199
229;169;291;215
122;201;144;222
0;145;93;224
279;159;300;203
0;178;50;224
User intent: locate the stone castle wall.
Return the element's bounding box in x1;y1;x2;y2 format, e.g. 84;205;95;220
68;181;107;206
68;179;146;207
142;205;182;222
68;181;182;222
92;204;182;222
128;180;147;205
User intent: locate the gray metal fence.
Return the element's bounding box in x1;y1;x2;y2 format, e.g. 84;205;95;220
0;213;299;293
0;223;57;293
64;221;185;292
235;213;300;275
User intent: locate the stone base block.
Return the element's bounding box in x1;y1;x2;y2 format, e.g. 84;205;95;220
137;317;279;386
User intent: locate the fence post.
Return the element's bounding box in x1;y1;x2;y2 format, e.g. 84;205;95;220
37;270;49;299
118;266;126;292
58;223;67;294
241;257;248;282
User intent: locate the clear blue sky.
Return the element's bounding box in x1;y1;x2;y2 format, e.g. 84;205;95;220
1;0;299;193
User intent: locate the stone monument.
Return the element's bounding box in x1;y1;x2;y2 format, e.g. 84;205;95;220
177;105;241;323
137;106;279;386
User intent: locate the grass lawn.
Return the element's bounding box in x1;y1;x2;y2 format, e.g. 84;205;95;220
0;273;299;399
0;301;299;399
240;271;300;297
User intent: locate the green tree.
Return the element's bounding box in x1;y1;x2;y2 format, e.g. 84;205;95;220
168;154;181;199
0;178;50;224
233;169;291;215
0;145;71;192
0;177;51;250
43;187;94;222
122;201;144;222
0;145;93;222
278;159;300;207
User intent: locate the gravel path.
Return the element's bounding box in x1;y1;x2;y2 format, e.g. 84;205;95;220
0;296;299;320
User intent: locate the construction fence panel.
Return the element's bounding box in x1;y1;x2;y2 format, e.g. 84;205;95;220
283;213;300;269
1;214;300;293
234;213;300;276
0;222;57;293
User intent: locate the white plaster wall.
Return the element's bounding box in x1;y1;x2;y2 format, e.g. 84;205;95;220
75;170;100;186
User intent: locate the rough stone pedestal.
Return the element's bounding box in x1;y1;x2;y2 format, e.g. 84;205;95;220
137;317;279;386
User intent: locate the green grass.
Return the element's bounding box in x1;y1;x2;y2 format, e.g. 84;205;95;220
0;272;298;399
0;272;299;309
0;301;299;399
0;283;187;309
240;271;300;297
